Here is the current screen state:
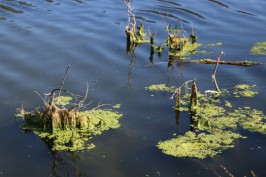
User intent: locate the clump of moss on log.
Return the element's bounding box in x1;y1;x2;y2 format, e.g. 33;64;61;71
125;22;149;44
166;28;201;58
18;94;122;152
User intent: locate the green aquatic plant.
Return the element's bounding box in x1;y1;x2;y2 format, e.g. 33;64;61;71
145;84;176;92
250;42;266;55
157;131;244;159
55;96;73;106
124;0;148;44
146;82;266;158
168;42;202;57
233;84;258;97
18;95;122;152
165;26;201;58
206;42;222;46
231;108;266;134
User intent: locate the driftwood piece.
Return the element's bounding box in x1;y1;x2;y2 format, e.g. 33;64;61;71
193;59;260;66
166;57;261;67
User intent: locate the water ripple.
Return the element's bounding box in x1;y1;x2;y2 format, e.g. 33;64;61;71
208;0;230;8
0;3;23;13
139;9;189;23
154;4;206;19
156;0;181;7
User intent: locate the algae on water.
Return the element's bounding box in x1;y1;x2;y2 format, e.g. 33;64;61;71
145;84;176;92
250;42;266;55
18;95;123;152
157;131;244;159
146;83;266;158
233;84;258;97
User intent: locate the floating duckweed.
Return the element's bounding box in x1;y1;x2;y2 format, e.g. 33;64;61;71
234;108;266;134
148;84;266;158
145;84;176;92
157;131;244;159
55;96;72;106
113;104;121;109
225;101;232;108
233;84;258;97
250;42;266;55
77;109;122;135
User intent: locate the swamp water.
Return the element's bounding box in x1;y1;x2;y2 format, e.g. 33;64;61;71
0;0;266;176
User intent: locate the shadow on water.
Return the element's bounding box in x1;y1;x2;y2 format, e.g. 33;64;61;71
49;152;89;177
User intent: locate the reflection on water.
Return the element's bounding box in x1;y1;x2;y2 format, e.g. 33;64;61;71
49;152;88;177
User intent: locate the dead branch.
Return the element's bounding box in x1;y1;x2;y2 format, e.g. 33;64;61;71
212;51;223;93
59;64;71;97
48;88;79;108
92;103;111;110
77;82;89;112
148;59;261;67
124;0;136;44
171;79;195;99
193;59;261;66
34;90;47;105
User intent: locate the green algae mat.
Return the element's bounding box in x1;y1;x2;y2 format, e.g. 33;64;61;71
146;84;266;159
18;96;122;152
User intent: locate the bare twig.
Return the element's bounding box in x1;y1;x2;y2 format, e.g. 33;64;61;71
77;82;89;112
212;51;224;93
34;90;47;104
49;88;78;108
124;0;136;30
59;64;71;97
170;79;195;99
92;103;111;110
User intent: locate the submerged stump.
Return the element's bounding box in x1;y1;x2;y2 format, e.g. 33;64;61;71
18;94;122;152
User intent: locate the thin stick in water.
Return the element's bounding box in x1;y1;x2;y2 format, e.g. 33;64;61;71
59;64;71;96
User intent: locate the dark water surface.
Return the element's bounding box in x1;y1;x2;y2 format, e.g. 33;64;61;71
0;0;266;176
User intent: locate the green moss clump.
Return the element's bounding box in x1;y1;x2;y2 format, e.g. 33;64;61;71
233;84;258;97
250;42;266;55
19;96;123;152
168;42;202;57
151;45;163;53
126;22;149;44
145;84;176;92
207;42;222;46
166;30;202;58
